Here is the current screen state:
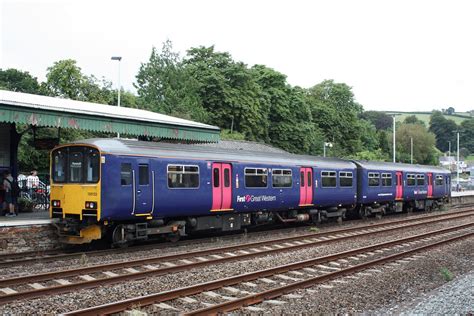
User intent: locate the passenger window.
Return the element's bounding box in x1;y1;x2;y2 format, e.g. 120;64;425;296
224;169;230;188
138;164;149;185
321;171;337;188
416;175;425;186
339;171;353;187
382;173;392;187
307;172;312;187
245;168;268;188
168;165;200;188
368;172;380;186
272;169;292;188
435;175;443;186
407;174;416;186
121;163;132;185
213;168;220;187
300;171;305;187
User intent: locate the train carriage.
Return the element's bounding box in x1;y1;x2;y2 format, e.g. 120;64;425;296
50;139;357;245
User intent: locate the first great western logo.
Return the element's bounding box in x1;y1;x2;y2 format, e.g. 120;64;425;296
236;195;277;203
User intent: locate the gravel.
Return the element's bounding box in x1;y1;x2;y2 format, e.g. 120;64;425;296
0;214;472;314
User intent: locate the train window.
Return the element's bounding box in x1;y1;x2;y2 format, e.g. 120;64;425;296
321;171;337;188
435;175;443;186
85;148;100;183
416;174;425;186
368;172;380;186
167;165;200;189
307;172;312;187
121;163;132;185
245;168;268;188
272;169;292;188
138;164;149;185
69;151;83;183
339;171;353;187
300;171;305;187
381;173;392;187
52;150;66;183
213;168;220;187
224;169;230;187
407;174;416;186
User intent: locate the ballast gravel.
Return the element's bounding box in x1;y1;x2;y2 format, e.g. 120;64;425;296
0;215;472;314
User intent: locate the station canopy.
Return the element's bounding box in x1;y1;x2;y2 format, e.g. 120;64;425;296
0;90;220;143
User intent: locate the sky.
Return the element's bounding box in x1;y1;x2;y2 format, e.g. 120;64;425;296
1;0;473;112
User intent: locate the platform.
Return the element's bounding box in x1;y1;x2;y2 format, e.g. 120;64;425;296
0;211;56;227
451;190;474;197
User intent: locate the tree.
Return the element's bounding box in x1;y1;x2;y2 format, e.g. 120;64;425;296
429;111;458;152
135;40;206;121
184;46;267;140
404;115;425;126
392;123;438;165
0;68;41;94
360;111;393;130
459;118;474;154
306;80;364;156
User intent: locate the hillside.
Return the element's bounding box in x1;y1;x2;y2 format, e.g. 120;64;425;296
384;111;471;125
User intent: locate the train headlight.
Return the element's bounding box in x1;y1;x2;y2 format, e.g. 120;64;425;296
52;200;61;207
85;201;97;209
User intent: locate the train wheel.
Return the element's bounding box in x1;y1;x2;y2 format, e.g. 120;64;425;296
166;232;180;243
111;225;129;248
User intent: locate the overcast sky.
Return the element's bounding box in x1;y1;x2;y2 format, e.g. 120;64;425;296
1;0;473;112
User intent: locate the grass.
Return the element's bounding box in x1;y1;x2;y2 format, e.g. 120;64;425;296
309;226;320;232
465;155;474;163
385;112;469;125
439;267;454;281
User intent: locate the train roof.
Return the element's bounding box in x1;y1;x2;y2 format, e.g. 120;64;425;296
353;160;450;174
69;138;356;169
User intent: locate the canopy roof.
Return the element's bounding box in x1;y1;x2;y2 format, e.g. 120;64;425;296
0;90;220;143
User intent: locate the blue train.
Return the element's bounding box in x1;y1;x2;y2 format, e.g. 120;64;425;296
50;139;451;245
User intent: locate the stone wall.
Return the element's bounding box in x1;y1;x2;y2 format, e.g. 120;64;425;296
450;195;474;206
0;224;59;254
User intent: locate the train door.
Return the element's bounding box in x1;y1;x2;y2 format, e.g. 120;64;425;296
299;167;313;206
211;163;232;211
134;161;154;215
395;171;403;200
427;173;433;198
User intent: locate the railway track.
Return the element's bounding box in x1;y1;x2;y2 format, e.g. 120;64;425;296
64;222;474;315
0;206;471;268
0;209;472;305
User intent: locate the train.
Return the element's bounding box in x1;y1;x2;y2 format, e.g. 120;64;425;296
49;138;451;245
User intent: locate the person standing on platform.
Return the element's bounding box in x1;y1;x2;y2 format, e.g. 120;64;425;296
3;170;17;217
26;169;40;199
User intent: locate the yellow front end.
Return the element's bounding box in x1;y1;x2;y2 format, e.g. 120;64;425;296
50;144;103;244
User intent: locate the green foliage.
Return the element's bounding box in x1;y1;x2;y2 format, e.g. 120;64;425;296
0;68;41;94
361;111;393;130
135;41;207;121
439;267;454;281
429;111;458;152
404;114;426;126
220;129;246;141
348;149;389;161
459;118;474;154
392;123;438;165
306;80;363;156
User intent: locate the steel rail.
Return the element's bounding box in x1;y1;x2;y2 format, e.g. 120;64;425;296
62;223;473;316
1;209;472;293
187;231;474;315
0;207;471;267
